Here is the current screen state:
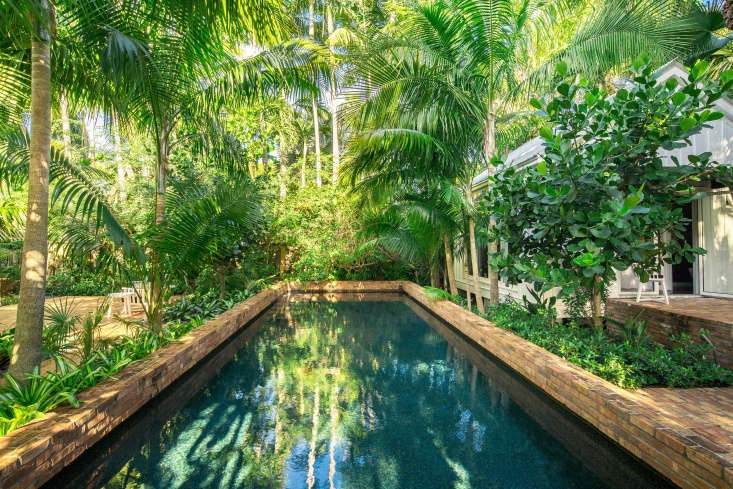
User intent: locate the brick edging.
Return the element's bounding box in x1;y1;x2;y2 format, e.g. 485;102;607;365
400;282;732;489
0;281;404;489
1;281;730;489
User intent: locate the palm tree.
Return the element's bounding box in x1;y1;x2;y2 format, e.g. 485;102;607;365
0;0;290;376
726;0;733;29
8;1;55;379
346;0;727;311
325;1;341;184
308;0;324;187
358;184;464;290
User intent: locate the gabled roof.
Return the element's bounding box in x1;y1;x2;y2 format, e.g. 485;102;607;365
472;61;733;188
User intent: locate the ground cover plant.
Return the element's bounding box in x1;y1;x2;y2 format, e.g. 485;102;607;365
484;301;733;389
0;289;245;436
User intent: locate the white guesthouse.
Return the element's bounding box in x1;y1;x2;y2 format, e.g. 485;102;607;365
455;62;733;312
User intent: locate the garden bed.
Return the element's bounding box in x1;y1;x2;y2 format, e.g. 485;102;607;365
483;301;733;389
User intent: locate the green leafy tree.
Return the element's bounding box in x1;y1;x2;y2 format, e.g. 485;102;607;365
484;58;733;328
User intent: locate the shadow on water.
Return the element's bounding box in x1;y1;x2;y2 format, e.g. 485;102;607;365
45;294;677;489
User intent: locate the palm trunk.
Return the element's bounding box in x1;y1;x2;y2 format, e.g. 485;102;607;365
59;92;72;162
463;242;472;311
279;136;287;199
465;187;485;314
313;98;322;187
430;264;439;288
149;124;170;333
724;0;733;30
155;128;169;225
443;235;458;296
260;112;269;174
113;114;126;201
279;244;287;274
309;1;323;188
483;111;499;304
301;140;308;188
10;1;54;380
326;4;339;183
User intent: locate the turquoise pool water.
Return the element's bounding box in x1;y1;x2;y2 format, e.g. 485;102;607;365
47;296;675;489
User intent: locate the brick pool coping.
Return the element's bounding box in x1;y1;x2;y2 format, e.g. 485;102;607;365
0;280;730;489
401;282;733;489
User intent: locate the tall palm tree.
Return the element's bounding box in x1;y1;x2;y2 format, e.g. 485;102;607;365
8;1;55;379
346;0;726;310
326;1;341;184
0;0;290;377
308;0;324;187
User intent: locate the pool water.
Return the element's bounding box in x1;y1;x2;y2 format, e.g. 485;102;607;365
47;297;675;489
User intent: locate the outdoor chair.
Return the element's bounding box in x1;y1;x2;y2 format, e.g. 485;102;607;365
107;288;134;318
131;281;151;311
636;273;669;305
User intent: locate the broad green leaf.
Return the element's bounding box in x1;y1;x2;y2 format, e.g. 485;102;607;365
671;92;687;106
536;161;547;175
556;61;568;77
665;78;678;90
680;117;696;132
721;70;733;86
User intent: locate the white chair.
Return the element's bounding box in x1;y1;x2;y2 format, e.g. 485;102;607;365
636;273;669;305
107;289;134;318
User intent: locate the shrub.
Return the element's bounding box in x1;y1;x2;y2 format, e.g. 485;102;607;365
485;301;733;389
46;269;119;297
163;281;268;323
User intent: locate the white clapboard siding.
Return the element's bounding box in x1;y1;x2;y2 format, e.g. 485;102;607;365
701;191;733;295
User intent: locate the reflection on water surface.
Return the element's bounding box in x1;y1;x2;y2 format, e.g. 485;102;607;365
47;297;674;489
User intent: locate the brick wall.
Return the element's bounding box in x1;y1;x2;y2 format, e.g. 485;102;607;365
606;299;733;369
401;282;733;489
1;281;731;489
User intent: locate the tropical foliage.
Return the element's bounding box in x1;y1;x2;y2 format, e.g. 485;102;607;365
486;300;733;388
0;0;732;440
484;58;733;327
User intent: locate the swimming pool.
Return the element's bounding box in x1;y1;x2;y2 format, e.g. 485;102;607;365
46;294;675;489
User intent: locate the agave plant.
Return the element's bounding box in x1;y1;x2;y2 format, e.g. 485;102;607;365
0;365;79;412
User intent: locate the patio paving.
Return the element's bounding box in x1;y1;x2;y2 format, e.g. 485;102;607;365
0;296;145;339
612;296;733;325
